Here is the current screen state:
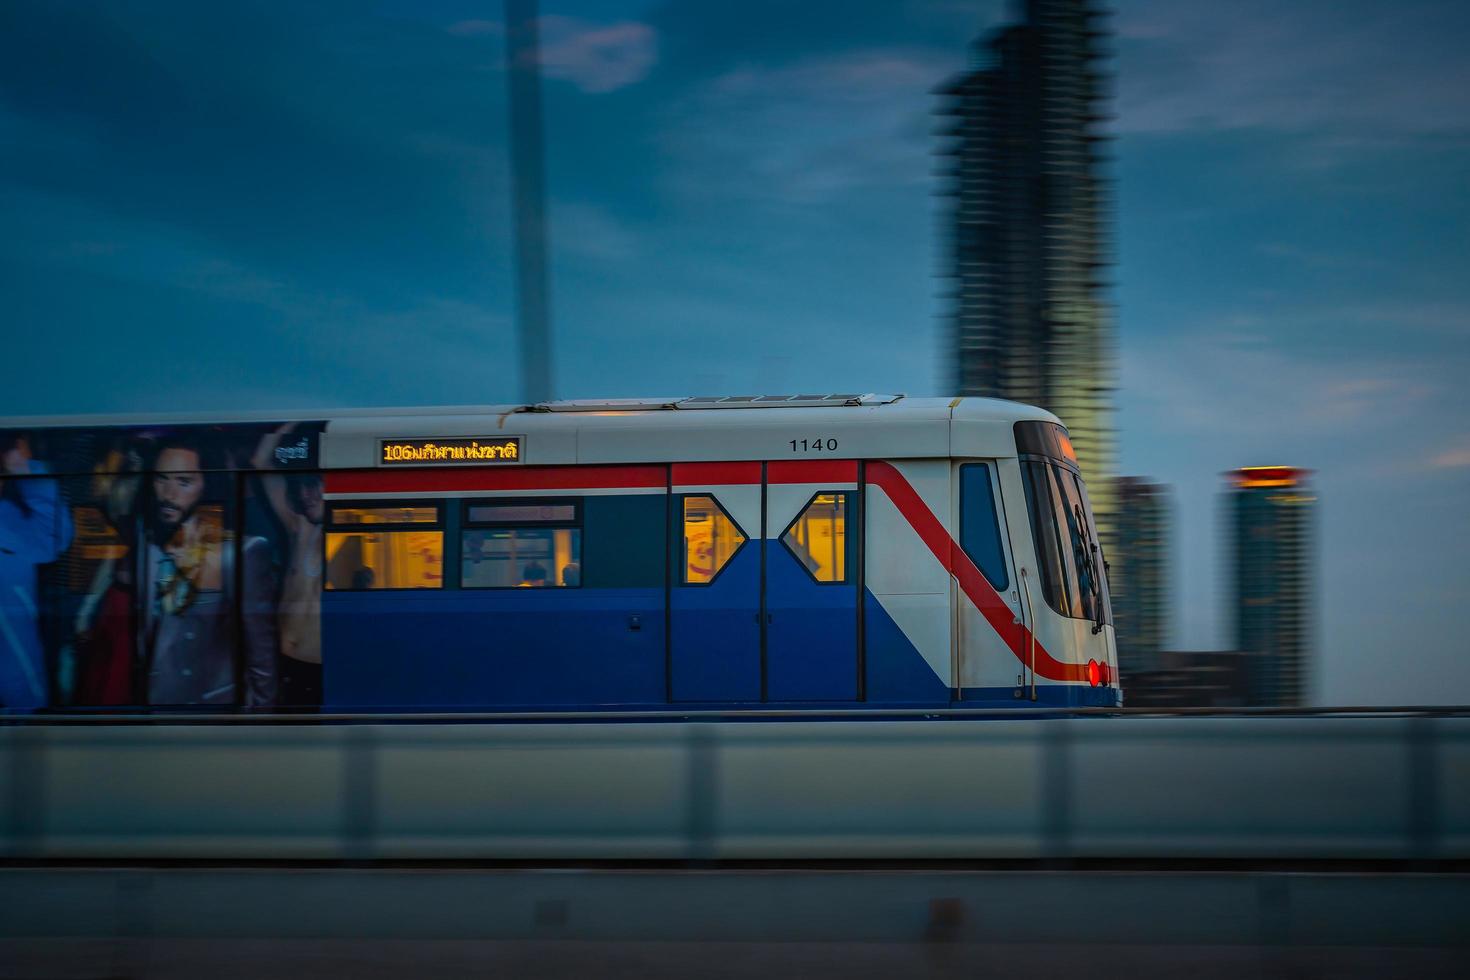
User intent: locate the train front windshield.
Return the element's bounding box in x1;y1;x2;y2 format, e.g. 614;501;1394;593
1015;421;1113;631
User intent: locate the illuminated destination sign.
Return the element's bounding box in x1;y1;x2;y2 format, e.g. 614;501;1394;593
379;437;523;466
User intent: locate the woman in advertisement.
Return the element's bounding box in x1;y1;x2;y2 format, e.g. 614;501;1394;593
0;433;74;709
72;440;144;705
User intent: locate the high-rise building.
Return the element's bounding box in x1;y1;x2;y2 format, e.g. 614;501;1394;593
1111;476;1168;677
1123;650;1250;709
939;0;1115;532
1227;466;1315;706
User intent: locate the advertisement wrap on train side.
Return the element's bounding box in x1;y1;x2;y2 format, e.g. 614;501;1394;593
0;396;1119;713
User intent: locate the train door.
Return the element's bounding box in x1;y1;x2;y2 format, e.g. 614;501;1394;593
670;463;762;701
954;461;1026;700
764;460;859;701
669;460;859;703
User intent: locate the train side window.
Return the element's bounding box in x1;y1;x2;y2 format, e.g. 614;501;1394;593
682;495;746;585
959;464;1009;591
325;502;444;590
581;494;664;588
461;498;582;588
461;528;581;588
781;492;850;584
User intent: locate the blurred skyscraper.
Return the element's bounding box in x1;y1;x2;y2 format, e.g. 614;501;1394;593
939;0;1115;532
1111;477;1169;677
1228;467;1316;706
1123;650;1250;709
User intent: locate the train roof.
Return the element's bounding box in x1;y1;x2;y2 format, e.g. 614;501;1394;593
0;395;1058;429
1;395;1062;465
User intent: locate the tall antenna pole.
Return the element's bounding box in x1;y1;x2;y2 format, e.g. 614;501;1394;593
505;0;553;404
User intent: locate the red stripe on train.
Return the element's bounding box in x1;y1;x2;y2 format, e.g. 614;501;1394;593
324;465;666;494
865;461;1088;684
339;459;861;493
671;461;761;486
767;459;858;484
670;460;857;485
325;457;1084;682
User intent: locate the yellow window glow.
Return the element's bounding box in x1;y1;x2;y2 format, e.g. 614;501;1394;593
782;493;847;583
325;531;444;589
683;495;746;584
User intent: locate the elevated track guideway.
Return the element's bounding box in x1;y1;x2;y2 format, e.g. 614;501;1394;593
3;710;1469;978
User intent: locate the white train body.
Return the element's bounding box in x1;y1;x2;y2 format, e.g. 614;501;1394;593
0;394;1119;711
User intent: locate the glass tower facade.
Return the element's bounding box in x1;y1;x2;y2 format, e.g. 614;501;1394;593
1111;477;1168;677
939;0;1115;535
1228;467;1315;706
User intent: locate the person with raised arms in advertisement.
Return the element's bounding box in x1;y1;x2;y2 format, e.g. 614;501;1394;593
0;433;74;709
252;422;324;706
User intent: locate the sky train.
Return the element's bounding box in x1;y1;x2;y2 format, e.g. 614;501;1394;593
0;394;1118;712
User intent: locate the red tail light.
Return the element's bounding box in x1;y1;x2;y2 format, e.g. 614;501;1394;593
1087;660;1101;687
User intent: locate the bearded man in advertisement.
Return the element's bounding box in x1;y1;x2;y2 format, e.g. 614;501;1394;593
144;436;277;706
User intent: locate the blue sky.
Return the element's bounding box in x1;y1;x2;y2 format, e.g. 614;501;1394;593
1;0;1466;702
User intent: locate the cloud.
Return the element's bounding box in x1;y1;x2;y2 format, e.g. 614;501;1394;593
658;48;957;203
1121;330;1444;441
446;15;657;94
0;2;516;290
0;181;517;415
642;0;995;81
446;20;501;38
1114;0;1470;138
550;201;643;262
1431;446;1470;470
1256;241;1381;271
539;17;658;94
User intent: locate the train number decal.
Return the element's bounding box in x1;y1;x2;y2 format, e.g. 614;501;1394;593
789;437;838;453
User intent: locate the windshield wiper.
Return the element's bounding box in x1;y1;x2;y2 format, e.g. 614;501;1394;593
1075;503;1107;635
1088;540;1106;635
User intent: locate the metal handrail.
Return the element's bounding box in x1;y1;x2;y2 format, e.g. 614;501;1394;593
1020;566;1037;702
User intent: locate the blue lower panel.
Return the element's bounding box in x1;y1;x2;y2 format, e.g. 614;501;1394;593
323;588;665;709
766;549;856;701
671;546;760;702
863;592;950;703
961;685;1123;708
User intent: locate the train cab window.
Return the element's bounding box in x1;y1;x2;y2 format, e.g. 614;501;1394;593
781;492;850;583
1020;461;1109;624
682;495;746;585
325;503;443;590
1021;461;1079;618
461;498;582;588
959;464;1009;591
1056;466;1112;626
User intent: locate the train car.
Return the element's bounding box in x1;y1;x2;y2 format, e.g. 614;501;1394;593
0;394;1118;713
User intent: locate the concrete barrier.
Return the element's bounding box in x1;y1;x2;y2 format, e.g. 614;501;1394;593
3;713;1467;860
